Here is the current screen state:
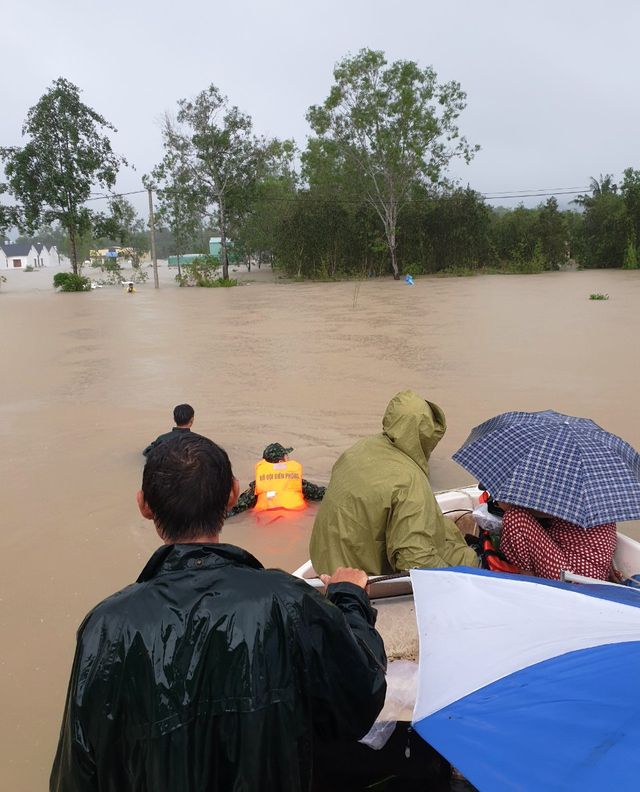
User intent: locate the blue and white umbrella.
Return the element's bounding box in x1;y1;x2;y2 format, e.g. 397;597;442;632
453;410;640;527
410;567;640;791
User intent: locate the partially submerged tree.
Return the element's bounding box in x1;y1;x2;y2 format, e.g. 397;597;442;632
537;197;567;267
307;48;478;278
92;196;148;282
0;77;126;274
146;135;204;277
574;175;626;267
155;86;291;279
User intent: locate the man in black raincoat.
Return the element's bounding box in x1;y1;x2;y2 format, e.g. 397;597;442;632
142;403;197;457
51;434;386;792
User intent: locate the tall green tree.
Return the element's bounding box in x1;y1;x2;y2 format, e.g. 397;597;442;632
156;86;286;279
0;78;126;273
147;120;204;275
574;175;626;267
537;197;567;267
233;173;297;269
490;204;540;265
94;196;148;268
0;204;20;236
573;174;618;209
307;48;478;278
621;167;640;248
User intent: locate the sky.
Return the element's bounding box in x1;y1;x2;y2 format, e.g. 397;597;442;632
3;0;640;218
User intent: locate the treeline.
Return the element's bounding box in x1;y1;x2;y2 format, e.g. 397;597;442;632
2;51;640;281
234;172;640;278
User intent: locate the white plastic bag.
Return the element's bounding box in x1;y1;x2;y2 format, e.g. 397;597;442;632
472;502;503;534
359;660;418;750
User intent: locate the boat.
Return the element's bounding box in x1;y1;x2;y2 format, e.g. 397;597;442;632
292;485;640;725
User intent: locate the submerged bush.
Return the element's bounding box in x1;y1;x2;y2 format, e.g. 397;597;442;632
53;272;91;292
402;263;424;278
589;293;609;300
623;238;639;269
175;255;237;288
210;278;237;288
91;258;122;285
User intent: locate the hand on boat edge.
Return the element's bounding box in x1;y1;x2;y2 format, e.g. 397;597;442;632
320;567;369;590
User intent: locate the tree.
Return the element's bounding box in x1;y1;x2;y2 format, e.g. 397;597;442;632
0;204;21;237
573;175;626;267
155;87;285;280
573;174;618;209
101;196;147;264
0;78;126;274
307;48;478;278
621;168;640;249
233;174;297;269
490;204;540;265
582;193;627;267
15;223;68;251
91;196;149;282
147;129;205;277
623;237;639;269
537;197;567;267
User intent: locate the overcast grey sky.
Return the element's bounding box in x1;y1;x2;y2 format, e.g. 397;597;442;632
3;0;640;215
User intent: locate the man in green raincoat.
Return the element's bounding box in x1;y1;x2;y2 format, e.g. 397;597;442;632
310;390;480;575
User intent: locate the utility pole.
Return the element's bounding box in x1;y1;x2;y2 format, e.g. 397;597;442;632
148;187;159;289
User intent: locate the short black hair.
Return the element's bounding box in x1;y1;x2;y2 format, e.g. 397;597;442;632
142;434;233;542
173;403;194;426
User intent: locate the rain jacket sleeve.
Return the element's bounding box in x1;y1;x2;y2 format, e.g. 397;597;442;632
386;484;480;571
50;622;98;791
386;483;452;570
296;581;387;741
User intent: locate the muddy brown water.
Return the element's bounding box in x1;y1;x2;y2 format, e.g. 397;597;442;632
2;268;640;789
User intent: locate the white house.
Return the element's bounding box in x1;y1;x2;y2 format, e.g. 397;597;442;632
0;242;39;269
34;242;61;267
0;241;62;268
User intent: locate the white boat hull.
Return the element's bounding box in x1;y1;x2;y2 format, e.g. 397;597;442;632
293;485;640;660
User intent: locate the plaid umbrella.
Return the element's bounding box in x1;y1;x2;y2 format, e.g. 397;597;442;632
453;410;640;528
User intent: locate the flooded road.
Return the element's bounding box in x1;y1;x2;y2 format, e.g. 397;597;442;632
2;268;640;789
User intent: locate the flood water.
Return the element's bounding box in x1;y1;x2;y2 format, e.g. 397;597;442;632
2;267;640;789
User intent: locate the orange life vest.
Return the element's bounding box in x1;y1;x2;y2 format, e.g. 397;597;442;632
254;459;305;511
480;530;521;575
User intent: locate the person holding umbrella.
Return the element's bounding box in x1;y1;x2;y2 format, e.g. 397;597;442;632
453;410;640;581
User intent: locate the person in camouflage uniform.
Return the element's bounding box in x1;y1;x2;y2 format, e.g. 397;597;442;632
227;443;326;517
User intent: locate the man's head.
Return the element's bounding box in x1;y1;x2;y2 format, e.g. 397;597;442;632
137;434;239;543
262;442;293;463
173;403;195;428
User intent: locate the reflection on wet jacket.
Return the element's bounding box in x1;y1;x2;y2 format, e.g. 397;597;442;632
142;426;192;457
228;478;326;517
310;390;481;575
50;543;386;792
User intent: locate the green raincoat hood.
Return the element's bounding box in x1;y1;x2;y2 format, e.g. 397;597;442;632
382;390;447;475
311;389;480;576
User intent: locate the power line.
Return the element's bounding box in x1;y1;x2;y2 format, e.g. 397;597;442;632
86;189;147;202
482;186;589;197
83;184;591;207
482;189;587;201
